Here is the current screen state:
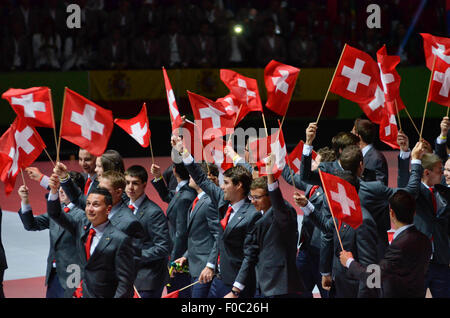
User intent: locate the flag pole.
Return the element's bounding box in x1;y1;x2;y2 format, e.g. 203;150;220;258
48;88;58;160
226;104;244;145
419;54;437;140
318;169;344;251
261;112;269;137
43;148;55;167
20;168;27;187
149;137;155;165
403;107;420;136
316;43;347;125
447;106;450;117
56;87;67;162
394;99;402;132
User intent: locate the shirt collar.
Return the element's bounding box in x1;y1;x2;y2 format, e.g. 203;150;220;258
176;180;188;193
361;144;373;157
197;191;206;200
91;220;109;235
230;198;246;214
393;224;414;241
108;201;122;219
66;202;75;210
129;194;145;208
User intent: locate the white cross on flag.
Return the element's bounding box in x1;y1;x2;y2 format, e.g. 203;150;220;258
60;88;113;157
2;87;54;128
163;67;183;131
114;103;151;148
0;117;46;195
188;91;235;142
420;33;450;71
318;169;363;229
330;44;381;105
219;69;263;123
378;109;399;149
429;56;450;107
264;60;300;116
287;140;318;174
203;137;233;174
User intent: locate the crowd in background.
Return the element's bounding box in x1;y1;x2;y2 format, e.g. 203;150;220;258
0;0;447;72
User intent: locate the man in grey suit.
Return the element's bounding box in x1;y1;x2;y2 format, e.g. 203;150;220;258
352;119;389;185
173;135;261;298
0;207;7;298
172;162;220;298
17;173;85;298
237;156;305;298
125;165;170;298
47;175;136;298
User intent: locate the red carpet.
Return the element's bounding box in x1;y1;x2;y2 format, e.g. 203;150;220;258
3;276;46;298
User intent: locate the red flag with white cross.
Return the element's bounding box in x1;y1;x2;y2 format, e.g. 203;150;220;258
319;169;363;229
220;69;263;123
163;67;183;131
203;137;233;174
287;140;317;174
330;44;381;105
428;54;450;107
60;88;113;157
264;60;300;116
114;103;151;148
187;91;235;142
378;108;400;149
0;117;46;195
2;87;55;128
420;33;450;71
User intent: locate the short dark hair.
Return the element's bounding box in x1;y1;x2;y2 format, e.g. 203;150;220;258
125;165;148;183
88;187;113;206
335;170;360;192
201;162;219;177
354;119;376;144
250;176;268;192
101;170;126;190
100;149;125;174
69;171;85;191
388;190;416;224
174;163;190;181
223;165;252;195
331;132;360;158
339;145;363;177
317;146;336;163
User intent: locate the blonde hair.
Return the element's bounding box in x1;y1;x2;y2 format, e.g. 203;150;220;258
421;153;441;171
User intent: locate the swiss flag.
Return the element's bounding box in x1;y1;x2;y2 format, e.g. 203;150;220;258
287;140;318;174
319;170;363;229
60;88;113;157
220;69;263;123
162;290;179;298
114;103;151;148
376;45;406;114
216;94;241;120
0;117;46;195
173;119;204;162
249;129;287;179
378;109;400;149
264;60;300;116
163;67;183;131
420;33;450;70
429;55;450;107
330;44;381;105
2;87;55;128
187;91;235;142
203;137;233;173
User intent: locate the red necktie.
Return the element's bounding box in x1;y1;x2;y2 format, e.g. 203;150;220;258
64;206;70;213
191;197;199;213
308;185;320;199
429;187;437;215
84;177;92;195
128;204;135;212
85;228;96;261
220;206;233;231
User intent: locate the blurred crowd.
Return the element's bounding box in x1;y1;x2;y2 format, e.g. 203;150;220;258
0;0;447;72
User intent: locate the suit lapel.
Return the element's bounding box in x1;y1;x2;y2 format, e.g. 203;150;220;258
223;203;247;236
87;223;113;263
188;195;206;228
135;196;149;220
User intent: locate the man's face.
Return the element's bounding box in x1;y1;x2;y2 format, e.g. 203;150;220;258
79;149;96;175
426;161;443;185
59;187;69;204
98;178;122;205
208;173;219;186
125;175;146;202
444;159;450;185
221;176;241;202
249;188;271;212
94;157;104;178
85;193;111;227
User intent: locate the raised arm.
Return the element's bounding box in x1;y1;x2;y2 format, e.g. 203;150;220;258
17;185;50;231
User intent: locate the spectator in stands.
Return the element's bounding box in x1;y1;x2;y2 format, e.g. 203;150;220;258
190;20;218;68
32;18;62;70
2;20;33;71
160;19;190;68
288;25;318;67
256;18;287;67
218;20;252;67
108;0;135;37
98;27;128;70
10;0;40;37
131;24;161;69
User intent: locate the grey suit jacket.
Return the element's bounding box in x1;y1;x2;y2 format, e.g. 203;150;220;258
184;193;220;278
237;185;304;296
18;205;84;297
363;146;389;185
0;208;7;272
185;160;261;293
133;196;170;291
47;198;135;298
151;178;196;260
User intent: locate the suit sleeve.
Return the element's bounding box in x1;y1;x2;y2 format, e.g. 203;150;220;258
383;162;422;199
269;185;297;234
114;235;136;298
140;209;170;263
171;195;192;260
281;165;307;191
397;155;410;188
47;197;78;236
151;177;173;204
373;155;389;186
205;203;220;266
60;178;86;210
435;138;448;162
319;230;334;274
234;212;261;287
307;199;335;234
299;153;322;186
18;209;50;231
